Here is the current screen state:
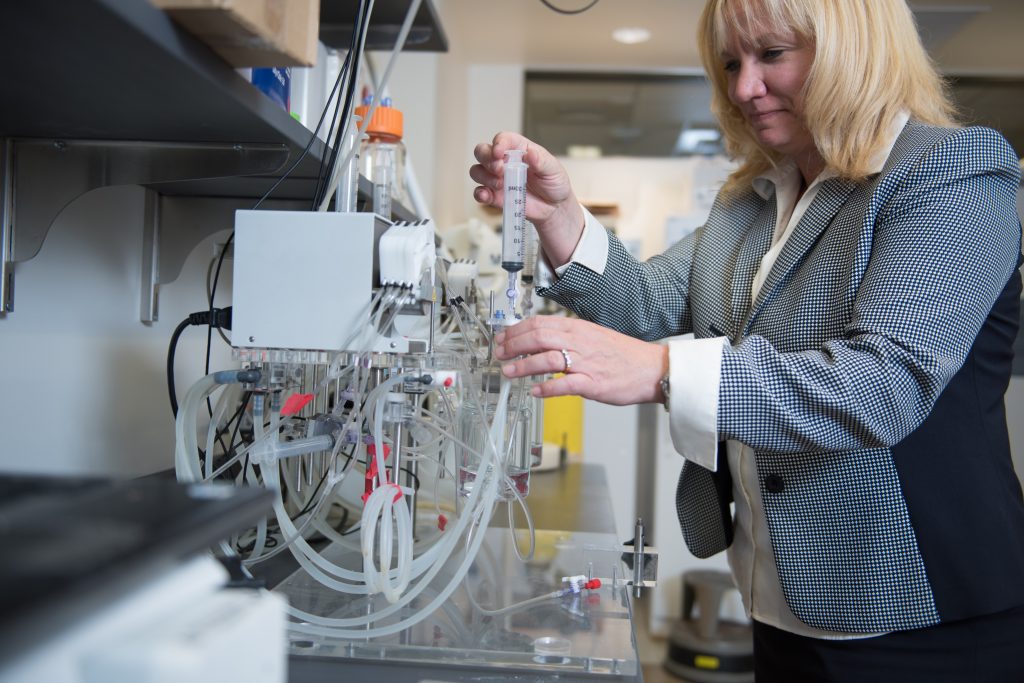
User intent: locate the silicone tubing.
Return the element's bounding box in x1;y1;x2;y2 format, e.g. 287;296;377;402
466;580;559;617
264;453;437;599
362;371;416;602
255;375;401;585
174;372;248;558
278;379;511;628
251;375;410;588
205;382;239;480
284;379;511;637
175;373;218;483
434;382;537;565
271;434;335;461
249;395;270;561
506;477;536;563
502;378;535;562
243;418;361;568
361;482;414;602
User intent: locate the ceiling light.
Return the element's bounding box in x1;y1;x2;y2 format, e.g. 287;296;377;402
612;27;651;45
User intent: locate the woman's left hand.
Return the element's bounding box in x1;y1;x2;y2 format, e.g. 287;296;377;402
494;316;668;406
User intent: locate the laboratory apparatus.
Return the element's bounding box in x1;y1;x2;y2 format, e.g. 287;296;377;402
168;1;655;675
500;149;527;321
171;201;657;679
178;209;537;635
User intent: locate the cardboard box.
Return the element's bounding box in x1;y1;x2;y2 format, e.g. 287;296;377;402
152;0;319;67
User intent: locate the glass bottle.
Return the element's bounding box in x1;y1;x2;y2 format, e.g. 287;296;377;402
355;96;408;220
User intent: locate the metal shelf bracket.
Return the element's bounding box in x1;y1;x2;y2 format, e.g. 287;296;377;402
141;195;308;324
1;140;14;313
0;137;289;316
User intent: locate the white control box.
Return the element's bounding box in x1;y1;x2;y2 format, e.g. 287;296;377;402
232;210;388;352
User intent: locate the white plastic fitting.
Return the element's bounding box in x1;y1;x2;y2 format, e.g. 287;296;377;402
379;220;436;289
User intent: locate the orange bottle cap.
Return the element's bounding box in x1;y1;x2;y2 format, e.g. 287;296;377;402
355;104;403;139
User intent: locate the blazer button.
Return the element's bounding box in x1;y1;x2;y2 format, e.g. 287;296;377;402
764;474;785;493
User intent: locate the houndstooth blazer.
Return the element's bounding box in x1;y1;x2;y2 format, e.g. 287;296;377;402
539;120;1024;633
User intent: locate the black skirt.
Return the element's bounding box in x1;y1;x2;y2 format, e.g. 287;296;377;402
752;605;1024;683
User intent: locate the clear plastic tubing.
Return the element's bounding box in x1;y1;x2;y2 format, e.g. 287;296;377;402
501;149;526;274
271;434;334;461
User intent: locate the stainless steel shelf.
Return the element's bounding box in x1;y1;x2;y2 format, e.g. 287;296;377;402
1;1;313;149
0;0;431;211
319;0;448;53
0;0;430;314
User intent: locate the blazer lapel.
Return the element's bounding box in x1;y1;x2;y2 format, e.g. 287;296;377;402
742;178;859;335
725;202;776;341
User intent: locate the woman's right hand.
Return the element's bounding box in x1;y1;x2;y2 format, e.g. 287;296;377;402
469;132;585;268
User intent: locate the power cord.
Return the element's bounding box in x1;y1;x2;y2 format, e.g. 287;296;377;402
313;0;370;210
168;306;233;418
539;0;600;15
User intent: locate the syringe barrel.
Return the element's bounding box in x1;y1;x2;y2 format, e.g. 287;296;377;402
501;150;527;272
522;220;538;284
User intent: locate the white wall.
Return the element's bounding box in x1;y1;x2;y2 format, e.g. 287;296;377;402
583;402;639;540
367;50;441;216
560;155;732;257
461;63;525;225
431;29;525;231
0;186;235;476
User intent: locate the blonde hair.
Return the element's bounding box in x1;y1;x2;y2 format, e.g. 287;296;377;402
697;0;958;191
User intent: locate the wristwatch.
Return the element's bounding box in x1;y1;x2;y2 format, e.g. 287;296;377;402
659;372;670;411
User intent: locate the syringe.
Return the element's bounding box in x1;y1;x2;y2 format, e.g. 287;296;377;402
501;149;527;317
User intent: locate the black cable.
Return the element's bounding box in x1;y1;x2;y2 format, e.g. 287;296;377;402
311;38;353;206
324;0;372;207
397;465;421;491
539;0;600;15
252;48;351;213
300;448;352;515
295;446;356;517
311;48;355;208
290;395;368;519
295;470;331;517
237;534;278;553
204;238;233;417
319;0;368;207
206;256;230;346
167;318;192;418
334;506;350;532
313;0;370;209
220;391;252;475
167;308;233;418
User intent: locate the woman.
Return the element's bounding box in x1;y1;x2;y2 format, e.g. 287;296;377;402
469;0;1024;680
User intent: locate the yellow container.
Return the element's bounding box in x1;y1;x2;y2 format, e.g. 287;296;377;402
542;392;583;457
